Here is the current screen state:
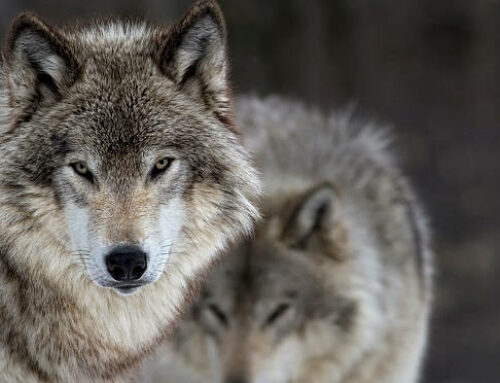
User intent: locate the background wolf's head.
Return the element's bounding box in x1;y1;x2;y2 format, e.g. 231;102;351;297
165;184;370;383
0;0;259;296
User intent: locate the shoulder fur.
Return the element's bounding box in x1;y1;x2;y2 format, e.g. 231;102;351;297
236;94;433;294
236;95;395;192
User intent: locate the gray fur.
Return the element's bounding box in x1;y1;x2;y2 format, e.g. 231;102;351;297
238;95;433;288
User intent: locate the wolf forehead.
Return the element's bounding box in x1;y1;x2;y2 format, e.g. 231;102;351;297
37;25;226;136
204;241;324;303
5;20;241;174
23;89;232;175
46;84;225;157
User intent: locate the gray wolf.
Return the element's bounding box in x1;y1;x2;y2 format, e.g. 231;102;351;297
0;1;260;382
141;96;433;383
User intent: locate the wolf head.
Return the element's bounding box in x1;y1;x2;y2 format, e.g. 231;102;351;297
171;183;369;383
0;0;259;296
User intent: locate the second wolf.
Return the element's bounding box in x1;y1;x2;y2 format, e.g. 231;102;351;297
141;96;433;383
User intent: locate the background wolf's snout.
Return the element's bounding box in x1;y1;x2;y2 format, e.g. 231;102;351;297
105;245;147;281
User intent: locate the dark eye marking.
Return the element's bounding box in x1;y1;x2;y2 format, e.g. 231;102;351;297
208;304;229;327
70;162;94;184
265;303;291;326
150;157;174;180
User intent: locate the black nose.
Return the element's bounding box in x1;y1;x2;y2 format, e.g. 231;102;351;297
105;245;147;282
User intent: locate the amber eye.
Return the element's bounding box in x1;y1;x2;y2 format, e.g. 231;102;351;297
70;161;94;183
150;157;173;180
155;158;170;170
73;162;87;175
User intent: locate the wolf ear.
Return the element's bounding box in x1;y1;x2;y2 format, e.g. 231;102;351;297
6;13;78;114
282;183;338;249
157;0;231;122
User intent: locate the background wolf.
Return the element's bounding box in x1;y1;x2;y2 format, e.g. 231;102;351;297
140;96;433;383
0;1;260;382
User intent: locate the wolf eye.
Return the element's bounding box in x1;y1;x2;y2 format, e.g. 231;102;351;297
150;157;174;180
265;303;291;326
207;304;229;327
70;162;94;183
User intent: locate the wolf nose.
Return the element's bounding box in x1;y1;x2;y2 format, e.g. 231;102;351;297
105;245;147;281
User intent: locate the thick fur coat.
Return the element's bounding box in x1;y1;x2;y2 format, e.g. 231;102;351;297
0;2;260;382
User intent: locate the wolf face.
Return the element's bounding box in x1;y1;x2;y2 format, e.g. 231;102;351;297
0;0;259;297
193;243;328;383
171;184;362;383
58;139;187;294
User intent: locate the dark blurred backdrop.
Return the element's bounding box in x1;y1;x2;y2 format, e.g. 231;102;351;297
1;1;498;382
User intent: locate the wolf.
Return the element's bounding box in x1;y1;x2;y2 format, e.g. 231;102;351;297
0;1;260;382
140;96;433;383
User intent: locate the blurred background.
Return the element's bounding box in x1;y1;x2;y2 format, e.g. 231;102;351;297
1;0;498;382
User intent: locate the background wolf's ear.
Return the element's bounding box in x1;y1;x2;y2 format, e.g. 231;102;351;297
157;0;231;122
6;13;78;114
282;183;339;249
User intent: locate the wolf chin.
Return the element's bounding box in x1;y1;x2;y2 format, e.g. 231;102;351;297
0;1;260;382
140;96;433;383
